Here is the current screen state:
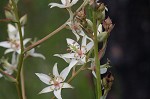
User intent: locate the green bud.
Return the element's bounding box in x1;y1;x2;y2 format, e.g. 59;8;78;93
5;10;14;19
86;19;93;29
97;31;108;42
20;14;27;25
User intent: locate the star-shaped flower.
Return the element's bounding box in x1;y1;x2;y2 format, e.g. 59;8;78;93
0;24;31;54
0;52;18;78
54;36;93;70
67;21;93;41
35;63;73;99
49;0;78;8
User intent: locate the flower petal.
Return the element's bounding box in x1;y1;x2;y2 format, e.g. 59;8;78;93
70;0;78;6
54;89;62;99
28;48;35;54
60;60;78;80
16;26;25;39
61;0;66;5
98;24;102;34
85;41;94;52
4;49;14;54
0;41;11;48
49;3;66;8
17;49;21;54
78;29;85;36
53;63;59;77
92;71;97;78
66;38;80;48
23;38;31;45
100;68;107;74
85;35;93;42
11;52;17;65
54;54;71;63
81;36;87;47
61;83;73;89
35;73;51;85
60;66;70;81
7;24;17;39
72;31;80;41
30;53;46;60
21;26;24;37
39;86;54;94
61;53;75;58
80;57;86;64
68;59;78;70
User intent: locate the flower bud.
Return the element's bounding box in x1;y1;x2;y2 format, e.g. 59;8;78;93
103;17;114;33
20;14;27;25
76;8;86;20
97;31;108;42
86;19;93;29
5;10;15;21
97;3;108;21
102;72;114;90
98;3;105;11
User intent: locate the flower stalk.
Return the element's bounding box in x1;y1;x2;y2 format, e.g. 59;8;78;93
11;0;25;99
92;7;102;99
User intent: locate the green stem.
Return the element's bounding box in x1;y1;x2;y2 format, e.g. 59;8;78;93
16;83;22;99
11;0;25;99
21;67;26;99
93;10;102;99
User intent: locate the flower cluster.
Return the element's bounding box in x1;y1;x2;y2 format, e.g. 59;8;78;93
0;2;45;78
35;0;114;99
0;0;114;99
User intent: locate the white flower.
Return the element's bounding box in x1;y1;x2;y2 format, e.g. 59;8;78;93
54;36;93;70
0;52;18;78
89;58;109;78
67;21;93;41
35;63;73;99
0;24;31;54
49;0;78;8
27;48;46;60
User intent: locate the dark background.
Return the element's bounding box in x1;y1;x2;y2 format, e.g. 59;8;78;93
106;0;150;99
0;0;150;99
